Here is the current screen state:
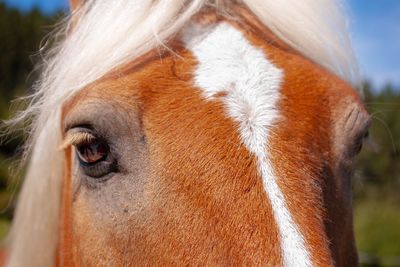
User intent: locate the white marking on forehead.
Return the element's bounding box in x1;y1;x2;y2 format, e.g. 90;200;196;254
184;22;312;266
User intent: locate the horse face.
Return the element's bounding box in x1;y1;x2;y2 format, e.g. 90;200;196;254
61;23;370;266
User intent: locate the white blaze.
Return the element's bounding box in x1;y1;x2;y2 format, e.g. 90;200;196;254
184;22;312;266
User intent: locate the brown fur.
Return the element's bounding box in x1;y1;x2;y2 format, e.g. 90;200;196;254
69;0;81;11
57;7;369;267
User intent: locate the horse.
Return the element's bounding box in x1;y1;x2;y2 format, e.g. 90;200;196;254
5;0;371;266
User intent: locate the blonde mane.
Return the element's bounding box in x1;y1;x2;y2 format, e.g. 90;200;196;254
6;1;358;266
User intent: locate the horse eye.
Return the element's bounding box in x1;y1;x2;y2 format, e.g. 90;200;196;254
74;138;117;178
354;140;363;155
354;130;369;155
76;140;108;164
363;130;369;139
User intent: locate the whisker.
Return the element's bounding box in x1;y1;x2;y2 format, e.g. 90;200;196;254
370;115;397;154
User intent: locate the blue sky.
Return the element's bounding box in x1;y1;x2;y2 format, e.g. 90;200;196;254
2;0;400;89
347;0;400;89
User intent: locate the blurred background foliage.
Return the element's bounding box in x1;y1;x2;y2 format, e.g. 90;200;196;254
0;3;399;266
0;2;62;240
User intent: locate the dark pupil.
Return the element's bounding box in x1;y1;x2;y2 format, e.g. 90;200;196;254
77;141;107;164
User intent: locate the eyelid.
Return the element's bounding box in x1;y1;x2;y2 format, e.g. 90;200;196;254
358;118;372;140
59;130;96;150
